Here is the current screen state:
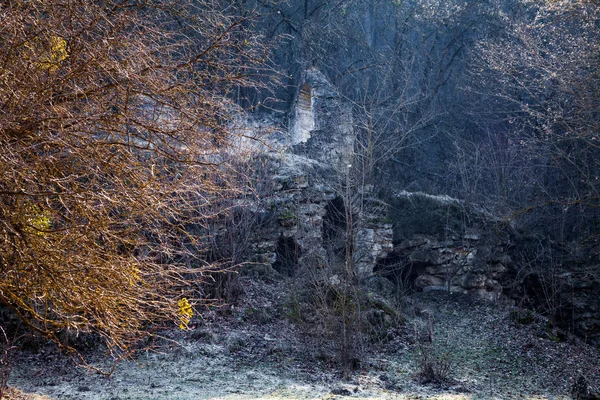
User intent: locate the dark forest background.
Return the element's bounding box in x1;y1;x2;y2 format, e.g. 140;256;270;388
238;0;600;249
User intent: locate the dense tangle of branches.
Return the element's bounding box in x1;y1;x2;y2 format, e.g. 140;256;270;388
0;0;270;365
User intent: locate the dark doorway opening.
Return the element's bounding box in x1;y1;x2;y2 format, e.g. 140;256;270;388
273;236;301;277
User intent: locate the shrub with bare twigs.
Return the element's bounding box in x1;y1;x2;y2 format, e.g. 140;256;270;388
0;0;271;371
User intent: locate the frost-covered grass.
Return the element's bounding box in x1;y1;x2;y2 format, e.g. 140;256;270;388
7;281;599;400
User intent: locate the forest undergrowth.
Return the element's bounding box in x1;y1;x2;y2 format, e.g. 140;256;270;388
5;276;600;400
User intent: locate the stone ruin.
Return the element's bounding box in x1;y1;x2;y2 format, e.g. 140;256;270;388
242;68;393;280
237;69;511;299
213;68;599;346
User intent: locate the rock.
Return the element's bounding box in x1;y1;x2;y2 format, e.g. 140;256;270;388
224;70;394;281
415;275;445;288
290;68;355;174
571;375;600;400
462;273;486;289
366;276;396;297
464;233;481;241
330;387;352;396
380;193;512;301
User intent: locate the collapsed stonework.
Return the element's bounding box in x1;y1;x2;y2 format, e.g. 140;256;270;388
241;70;511;292
509;235;600;347
223;69;598;346
375;191;512;302
244;69;392;279
381;190;600;345
290;68;355;174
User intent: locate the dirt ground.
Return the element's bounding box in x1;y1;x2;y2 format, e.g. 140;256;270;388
6;278;600;400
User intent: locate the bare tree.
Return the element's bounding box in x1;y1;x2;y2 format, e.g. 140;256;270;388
0;0;271;368
473;0;600;229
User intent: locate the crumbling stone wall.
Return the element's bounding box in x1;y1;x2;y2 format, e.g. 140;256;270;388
290;68;355;174
376;191;512;301
245;69;392;279
231;68;599;346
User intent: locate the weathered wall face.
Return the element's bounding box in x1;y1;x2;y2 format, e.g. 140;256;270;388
376;191;512;302
247;153;334;276
232;68;599;347
290;82;314;145
382;191;600;345
508;235;600;347
389;235;509;302
290;68;355;174
244;69;392;280
244;70;510;291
